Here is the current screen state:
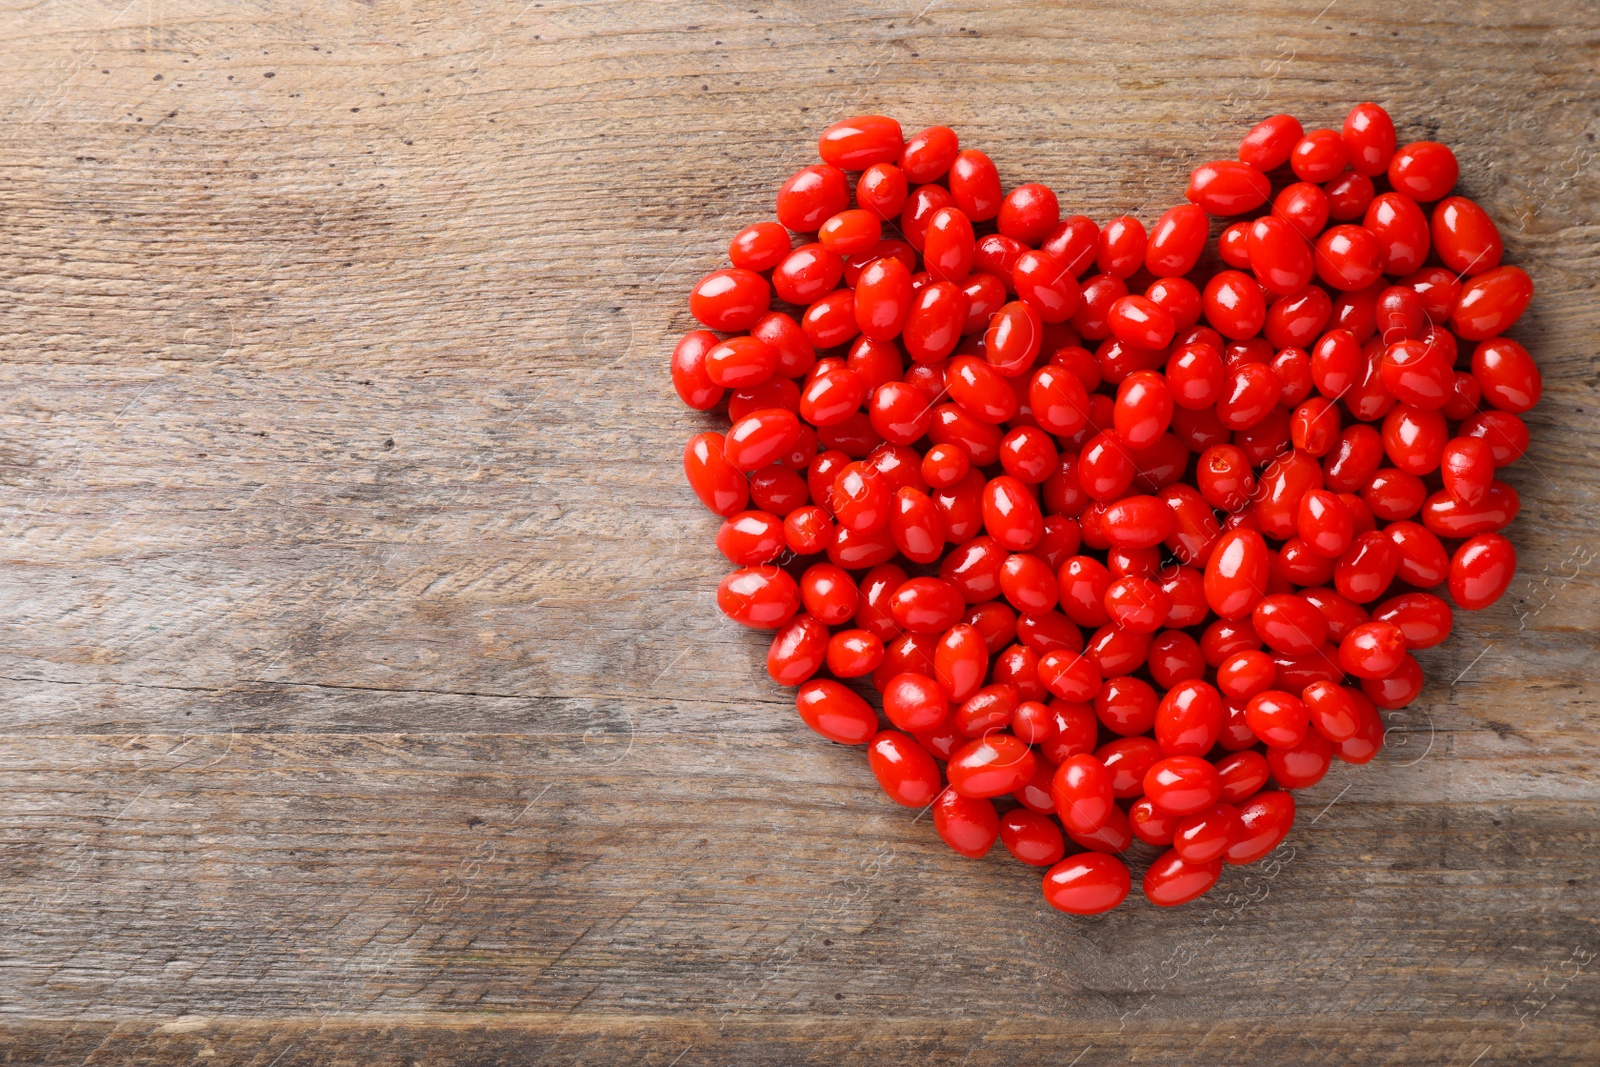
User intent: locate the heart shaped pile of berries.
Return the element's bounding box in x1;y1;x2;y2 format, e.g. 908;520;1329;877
672;107;1539;914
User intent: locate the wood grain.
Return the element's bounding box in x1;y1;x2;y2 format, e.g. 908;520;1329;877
0;0;1597;1063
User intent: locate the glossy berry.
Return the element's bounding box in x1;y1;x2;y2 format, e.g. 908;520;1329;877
819;209;883;255
1364;193;1430;276
1219;221;1253;268
1342;103;1396;177
1251;594;1328;656
1449;533;1516;610
882;672;949;732
795;680;877;744
1372;591;1453;649
854;256;914;340
685;433;749;517
690;268;771;331
1043;853;1131;914
1433;196;1503;276
856;164;908;220
1014;251;1081;323
718;510;787;565
718;566;801;630
1338;620;1407;679
818;115;904;169
901;125;959;182
948;150;1003;221
1302;679;1362;743
1203;271;1267;340
998;183;1061;246
923;206;976;282
1108;295;1176;350
783;504;832;555
1173;803;1242;864
933;788;1000;858
1388;141;1458;202
1245;689;1309;749
1154;680;1224;756
671;330;725;411
1326;170;1375;221
998;808;1066;866
1143;756;1222;816
1187;160;1271;215
725;408;803;472
1205;529;1270;620
1248;217;1315;296
982;475;1045;551
1097;216;1147;278
1224;791;1295;863
1472;339;1542;414
777;164;851;232
946;729;1035;795
826;629;883;677
867;730;942;806
1215;749;1271;804
1052;754;1115;836
1274;182;1329;240
953;684;1014;740
889;576;965;633
767;615;828;686
1266;730;1334;789
1146;204;1209;277
1239;113;1303;170
1315;225;1383;291
1290;128;1349;183
1144;850;1222;906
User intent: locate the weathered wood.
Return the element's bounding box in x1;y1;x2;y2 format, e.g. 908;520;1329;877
0;0;1597;1063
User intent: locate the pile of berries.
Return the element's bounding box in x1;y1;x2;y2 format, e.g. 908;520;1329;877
672;106;1539;914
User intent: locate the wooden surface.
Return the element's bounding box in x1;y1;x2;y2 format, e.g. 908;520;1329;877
0;1;1597;1063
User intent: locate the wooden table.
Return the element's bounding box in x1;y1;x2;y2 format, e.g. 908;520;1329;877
1;1;1596;1063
